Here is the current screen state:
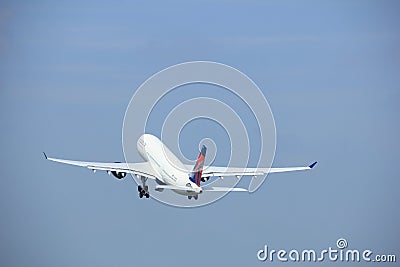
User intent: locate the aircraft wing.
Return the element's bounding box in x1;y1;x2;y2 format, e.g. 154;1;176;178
43;153;158;179
188;161;317;178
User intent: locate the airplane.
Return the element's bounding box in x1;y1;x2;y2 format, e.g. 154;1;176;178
44;134;317;200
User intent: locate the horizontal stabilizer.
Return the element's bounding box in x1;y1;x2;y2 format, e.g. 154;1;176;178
155;185;196;192
203;186;248;192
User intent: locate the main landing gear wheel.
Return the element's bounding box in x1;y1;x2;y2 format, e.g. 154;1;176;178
138;176;150;199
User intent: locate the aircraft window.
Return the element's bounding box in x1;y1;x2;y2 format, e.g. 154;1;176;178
186;183;192;188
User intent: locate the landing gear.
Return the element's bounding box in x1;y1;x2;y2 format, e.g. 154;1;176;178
187;195;198;200
137;176;149;199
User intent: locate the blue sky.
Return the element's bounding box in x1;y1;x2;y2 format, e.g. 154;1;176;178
0;1;399;266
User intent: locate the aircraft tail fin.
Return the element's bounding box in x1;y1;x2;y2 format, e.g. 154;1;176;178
189;145;207;186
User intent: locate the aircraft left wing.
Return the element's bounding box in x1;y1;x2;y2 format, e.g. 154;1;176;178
43;153;158;179
186;161;317;179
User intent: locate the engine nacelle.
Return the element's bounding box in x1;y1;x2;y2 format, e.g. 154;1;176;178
112;171;126;179
201;177;209;182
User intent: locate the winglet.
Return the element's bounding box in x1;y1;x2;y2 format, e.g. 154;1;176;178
43;152;48;159
309;161;317;169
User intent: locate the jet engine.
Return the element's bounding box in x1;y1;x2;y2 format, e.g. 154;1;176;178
111;171;126;179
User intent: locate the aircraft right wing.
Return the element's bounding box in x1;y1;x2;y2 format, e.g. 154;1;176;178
193;161;317;179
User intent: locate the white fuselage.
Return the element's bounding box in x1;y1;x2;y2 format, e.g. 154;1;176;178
136;134;201;196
